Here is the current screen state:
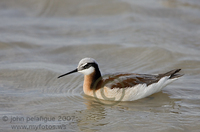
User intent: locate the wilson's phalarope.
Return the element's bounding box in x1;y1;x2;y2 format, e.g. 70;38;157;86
58;58;183;101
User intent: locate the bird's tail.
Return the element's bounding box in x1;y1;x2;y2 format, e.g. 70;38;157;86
159;69;183;79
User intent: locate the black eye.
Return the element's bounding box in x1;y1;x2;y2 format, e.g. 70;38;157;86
82;63;91;69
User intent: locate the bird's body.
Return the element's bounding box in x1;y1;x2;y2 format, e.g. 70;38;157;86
58;58;183;101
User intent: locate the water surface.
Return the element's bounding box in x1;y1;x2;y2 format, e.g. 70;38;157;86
0;0;200;132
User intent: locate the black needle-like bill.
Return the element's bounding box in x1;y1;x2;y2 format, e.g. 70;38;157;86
57;69;78;78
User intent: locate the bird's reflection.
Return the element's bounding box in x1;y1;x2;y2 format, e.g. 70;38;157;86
74;92;181;131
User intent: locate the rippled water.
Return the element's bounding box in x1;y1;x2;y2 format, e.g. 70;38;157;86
0;0;200;131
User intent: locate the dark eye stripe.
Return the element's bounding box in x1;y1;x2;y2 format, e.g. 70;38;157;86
82;63;93;69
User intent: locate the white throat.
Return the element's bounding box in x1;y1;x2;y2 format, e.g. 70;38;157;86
78;67;95;75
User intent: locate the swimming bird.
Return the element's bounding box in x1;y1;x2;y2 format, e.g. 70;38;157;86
58;58;183;101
